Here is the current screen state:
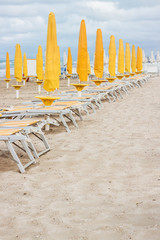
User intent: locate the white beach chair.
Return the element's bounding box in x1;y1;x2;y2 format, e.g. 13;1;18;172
0;119;50;159
0;128;35;173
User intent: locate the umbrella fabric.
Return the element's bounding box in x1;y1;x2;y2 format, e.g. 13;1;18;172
94;28;104;78
125;43;131;73
118;39;124;74
23;53;28;77
67;47;72;74
131;45;136;73
36;45;43;80
88;52;91;75
76;19;88;82
108;35;116;76
140;48;143;71
57;45;60;88
44;12;59;92
6;52;10;79
136;47;143;71
14;44;22;82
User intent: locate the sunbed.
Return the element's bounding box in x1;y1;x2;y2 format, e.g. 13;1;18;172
0;119;50;158
0;105;76;133
0;128;35;173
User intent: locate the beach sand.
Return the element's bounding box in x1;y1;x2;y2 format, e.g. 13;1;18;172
0;75;160;239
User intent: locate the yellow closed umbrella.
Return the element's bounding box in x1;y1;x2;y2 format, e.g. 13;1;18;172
108;35;116;76
66;47;72;86
67;47;72;74
139;48;143;71
136;47;143;72
88;52;91;75
23;53;28;77
94;28;104;78
6;52;10;79
14;44;22;82
131;45;136;73
44;12;59;92
125;43;131;73
76;19;88;82
57;45;60;89
118;39;124;74
36;45;43;80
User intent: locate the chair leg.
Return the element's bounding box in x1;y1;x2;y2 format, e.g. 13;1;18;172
21;139;36;169
68;111;78;128
6;140;25;173
90;103;96;113
59;113;71;133
118;89;123;99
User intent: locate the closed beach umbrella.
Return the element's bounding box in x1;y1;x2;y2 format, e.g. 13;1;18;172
14;44;22;82
136;47;143;71
94;28;104;78
131;45;136;73
77;19;88;82
118;39;124;74
57;45;60;88
36;45;43;80
88;52;91;75
108;35;116;76
23;53;28;77
44;12;59;92
140;48;143;71
67;47;72;74
125;43;131;73
6;52;10;79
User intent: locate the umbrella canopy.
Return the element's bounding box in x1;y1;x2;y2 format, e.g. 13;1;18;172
94;28;104;78
125;43;131;73
136;46;143;71
76;19;88;82
131;45;136;73
108;35;116;76
118;39;124;74
6;52;10;79
57;45;61;88
36;45;43;80
14;44;22;82
43;12;59;92
67;47;72;74
88;52;91;75
23;53;28;77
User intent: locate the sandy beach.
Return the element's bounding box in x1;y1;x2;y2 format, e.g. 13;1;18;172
0;75;160;239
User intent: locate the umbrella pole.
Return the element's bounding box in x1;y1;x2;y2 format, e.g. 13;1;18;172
68;78;70;87
78;91;82;97
16;90;19;99
23;80;25;85
6;82;9;89
45;115;50;131
38;85;41;94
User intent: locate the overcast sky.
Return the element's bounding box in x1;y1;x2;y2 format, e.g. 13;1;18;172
0;0;159;61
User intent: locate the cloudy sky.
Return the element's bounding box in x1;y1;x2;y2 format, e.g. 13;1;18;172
0;0;159;61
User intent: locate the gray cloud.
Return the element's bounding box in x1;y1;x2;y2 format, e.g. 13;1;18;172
0;0;159;60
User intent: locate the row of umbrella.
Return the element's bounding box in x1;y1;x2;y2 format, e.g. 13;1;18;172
4;12;143;96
